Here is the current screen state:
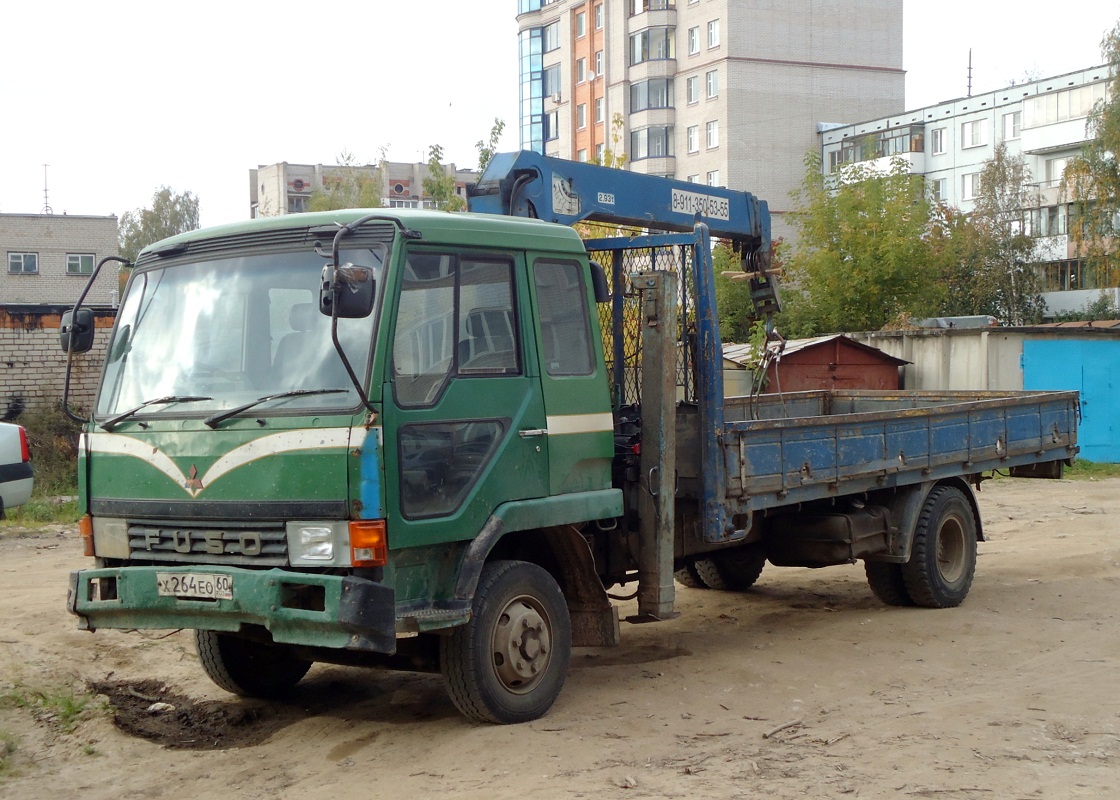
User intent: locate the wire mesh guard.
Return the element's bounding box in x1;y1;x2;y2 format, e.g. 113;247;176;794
588;243;698;408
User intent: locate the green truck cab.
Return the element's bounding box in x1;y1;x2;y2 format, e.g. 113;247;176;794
67;209;622;723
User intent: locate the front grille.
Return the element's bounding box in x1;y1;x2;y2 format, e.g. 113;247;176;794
128;520;287;567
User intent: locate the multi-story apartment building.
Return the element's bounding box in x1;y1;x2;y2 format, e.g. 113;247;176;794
250;161;480;218
1;213;119;306
516;0;905;238
819;65;1113;315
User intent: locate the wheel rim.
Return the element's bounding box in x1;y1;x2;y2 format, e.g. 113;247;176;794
491;594;552;695
935;514;967;584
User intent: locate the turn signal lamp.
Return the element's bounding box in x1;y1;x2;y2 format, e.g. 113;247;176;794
349;520;387;567
78;514;95;557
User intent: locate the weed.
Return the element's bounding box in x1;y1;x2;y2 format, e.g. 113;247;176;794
0;731;18;777
1;685;99;734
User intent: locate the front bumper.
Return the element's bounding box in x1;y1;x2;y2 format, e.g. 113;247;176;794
67;565;396;653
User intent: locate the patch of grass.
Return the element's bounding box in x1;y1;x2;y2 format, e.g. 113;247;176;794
1066;460;1120;480
0;498;79;527
1;685;101;734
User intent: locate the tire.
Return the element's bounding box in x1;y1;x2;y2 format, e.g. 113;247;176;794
195;630;312;698
865;561;915;606
691;557;729;590
901;486;978;608
441;560;571;724
674;562;708;589
712;545;766;590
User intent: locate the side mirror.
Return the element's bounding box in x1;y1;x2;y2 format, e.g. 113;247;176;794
320;263;376;318
60;308;95;353
589;260;611;303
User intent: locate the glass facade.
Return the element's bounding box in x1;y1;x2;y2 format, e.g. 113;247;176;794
519;27;545;152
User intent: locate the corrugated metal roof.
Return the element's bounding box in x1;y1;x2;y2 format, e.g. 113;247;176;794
722;334;909;366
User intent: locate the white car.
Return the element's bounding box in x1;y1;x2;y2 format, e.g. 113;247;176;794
0;422;33;516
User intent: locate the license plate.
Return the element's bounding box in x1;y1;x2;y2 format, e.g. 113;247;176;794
156;572;233;601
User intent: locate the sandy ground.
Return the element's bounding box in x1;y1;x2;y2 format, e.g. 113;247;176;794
1;476;1118;800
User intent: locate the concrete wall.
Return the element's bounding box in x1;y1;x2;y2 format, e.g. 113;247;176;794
0;306;114;418
853;329;1027;391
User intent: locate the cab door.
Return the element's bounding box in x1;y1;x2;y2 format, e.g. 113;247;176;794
527;256;614;496
383;249;549;549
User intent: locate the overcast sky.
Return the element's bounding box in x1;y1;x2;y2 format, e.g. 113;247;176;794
1;1;1115;229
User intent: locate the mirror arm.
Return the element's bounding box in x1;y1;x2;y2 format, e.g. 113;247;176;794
62;255;132;424
326;224;375;412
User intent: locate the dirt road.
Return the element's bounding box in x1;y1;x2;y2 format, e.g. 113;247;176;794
2;476;1118;799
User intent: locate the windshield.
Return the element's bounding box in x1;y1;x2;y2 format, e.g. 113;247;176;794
96;246;386;419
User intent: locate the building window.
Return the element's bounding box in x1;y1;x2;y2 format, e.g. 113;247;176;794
543;21;560;52
688;26;700;55
631;0;675;12
596;143;605;161
595;97;605;123
931;127;946;155
930;177;947;202
705;69;718;99
577;103;587;129
576;11;586;37
687;125;699;153
630;78;674;112
577;58;586;83
544;110;559;140
630;27;675;64
687;174;700;183
67;253;95;275
630;126;674;160
1046;157;1069;186
7;252;38;274
578;148;588;162
543;63;562;98
595;3;603;29
707;170;720;186
961;119;986;149
1002;111;1021;141
706;120;719;149
1023;82;1108;129
707;19;720;48
962;172;981;201
288;195;309;213
595;50;603;75
686;75;699;104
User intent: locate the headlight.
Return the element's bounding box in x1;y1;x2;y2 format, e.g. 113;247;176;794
286;522;348;566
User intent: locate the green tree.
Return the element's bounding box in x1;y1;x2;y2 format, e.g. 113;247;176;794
309;150;385;212
475;118;506;172
713;239;784;343
589;113;628;169
1064;21;1120;287
422;144;467;211
118;187;200;262
781;154;945;336
941;142;1045;325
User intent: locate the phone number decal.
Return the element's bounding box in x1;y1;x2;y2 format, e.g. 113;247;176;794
671;189;731;221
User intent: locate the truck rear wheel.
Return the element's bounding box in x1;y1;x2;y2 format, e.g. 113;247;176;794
440;560;571;724
680;545;766;591
901;486;978;608
865;561;915;606
195;630;312;698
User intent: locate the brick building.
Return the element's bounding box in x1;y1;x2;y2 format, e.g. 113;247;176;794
1;213;120;416
516;0;905;239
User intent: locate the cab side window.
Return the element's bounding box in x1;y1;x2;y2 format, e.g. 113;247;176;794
533;259;594;376
392;252;519;407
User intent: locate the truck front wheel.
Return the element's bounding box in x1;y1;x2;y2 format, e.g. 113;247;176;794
195;630;312;698
901;486;978;608
441;560;571;724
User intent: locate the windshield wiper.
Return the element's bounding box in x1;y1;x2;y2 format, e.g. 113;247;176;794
203;389;348;429
100;395;213;431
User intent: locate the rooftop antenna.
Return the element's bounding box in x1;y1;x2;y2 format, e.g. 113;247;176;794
967;49;973;98
41;164;53;215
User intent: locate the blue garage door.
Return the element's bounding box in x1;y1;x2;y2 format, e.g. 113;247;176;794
1023;339;1118;463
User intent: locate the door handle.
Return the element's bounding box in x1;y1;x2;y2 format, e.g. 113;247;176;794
519;428;548;438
